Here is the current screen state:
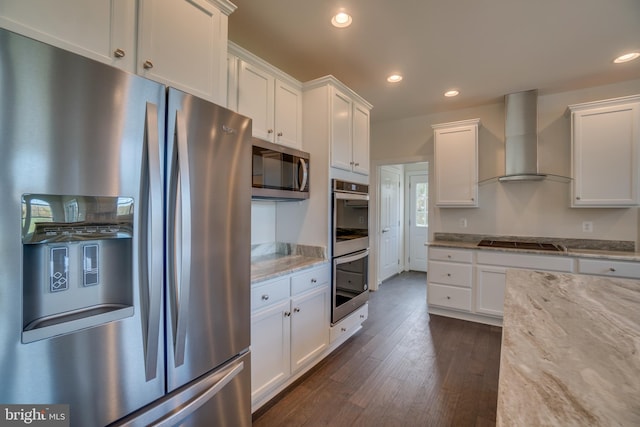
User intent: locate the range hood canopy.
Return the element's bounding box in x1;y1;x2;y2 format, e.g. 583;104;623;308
498;89;547;182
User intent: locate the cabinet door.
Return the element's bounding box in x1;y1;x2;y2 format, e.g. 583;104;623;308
352;102;370;175
475;266;506;317
138;0;228;104
237;61;274;142
274;79;302;149
571;100;640;207
433;120;479;207
330;88;354;171
0;0;135;72
250;300;290;401
290;286;329;373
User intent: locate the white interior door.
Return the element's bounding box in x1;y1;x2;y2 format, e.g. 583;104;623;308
408;174;428;272
379;167;401;282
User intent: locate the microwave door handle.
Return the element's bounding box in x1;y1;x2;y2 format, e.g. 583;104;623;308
299;158;308;191
169;110;192;368
141;102;163;381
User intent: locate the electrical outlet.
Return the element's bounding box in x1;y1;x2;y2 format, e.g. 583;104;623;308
459;218;467;228
582;221;593;233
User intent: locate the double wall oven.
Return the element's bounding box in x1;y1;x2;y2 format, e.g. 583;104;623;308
332;180;369;324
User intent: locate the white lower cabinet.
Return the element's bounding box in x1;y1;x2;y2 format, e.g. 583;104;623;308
250;264;330;412
251;298;290;401
427;248;473;312
475;266;507;317
576;258;640;279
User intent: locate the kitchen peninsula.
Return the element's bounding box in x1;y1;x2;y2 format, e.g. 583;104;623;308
497;269;640;426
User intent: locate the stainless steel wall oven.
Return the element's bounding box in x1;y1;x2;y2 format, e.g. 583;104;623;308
331;180;369;324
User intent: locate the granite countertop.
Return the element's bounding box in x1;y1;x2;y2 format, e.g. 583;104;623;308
250;243;327;284
427;234;640;261
497;269;640;426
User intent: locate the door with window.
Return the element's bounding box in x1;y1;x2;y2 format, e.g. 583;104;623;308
408;174;428;271
379;167;400;282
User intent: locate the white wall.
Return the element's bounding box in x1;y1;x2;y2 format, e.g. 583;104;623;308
371;79;640;245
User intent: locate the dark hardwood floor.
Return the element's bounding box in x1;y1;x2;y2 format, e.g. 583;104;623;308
253;271;503;427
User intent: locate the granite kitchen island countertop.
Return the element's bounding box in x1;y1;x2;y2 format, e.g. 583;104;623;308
497;269;640;426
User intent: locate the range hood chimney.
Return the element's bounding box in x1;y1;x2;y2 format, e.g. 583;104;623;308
498;89;547;182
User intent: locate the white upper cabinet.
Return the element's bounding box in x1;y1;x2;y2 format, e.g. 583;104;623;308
568;95;640;207
433;119;480;207
330;88;353;170
138;0;233;106
352;101;371;175
230;44;303;149
274;79;303;149
0;0;136;72
330;86;371;176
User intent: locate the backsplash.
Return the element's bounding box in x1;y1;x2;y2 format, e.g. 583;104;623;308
433;233;635;252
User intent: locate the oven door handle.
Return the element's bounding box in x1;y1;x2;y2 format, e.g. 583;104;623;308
335;248;369;264
335;192;369;201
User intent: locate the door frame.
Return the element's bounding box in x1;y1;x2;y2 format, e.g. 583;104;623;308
370;154;431;291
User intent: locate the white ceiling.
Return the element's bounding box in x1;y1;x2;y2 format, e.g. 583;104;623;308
228;0;640;123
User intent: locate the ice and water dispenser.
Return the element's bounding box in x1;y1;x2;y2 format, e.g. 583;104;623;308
21;194;135;343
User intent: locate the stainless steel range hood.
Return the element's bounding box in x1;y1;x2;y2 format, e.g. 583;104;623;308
498;90;547;182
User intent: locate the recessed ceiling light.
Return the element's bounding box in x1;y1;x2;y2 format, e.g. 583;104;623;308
331;12;352;28
614;52;640;63
387;74;403;83
444;90;460;97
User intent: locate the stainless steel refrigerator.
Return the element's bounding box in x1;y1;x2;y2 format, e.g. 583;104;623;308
0;28;251;426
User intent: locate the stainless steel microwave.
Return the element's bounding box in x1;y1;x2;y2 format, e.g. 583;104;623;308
252;139;310;200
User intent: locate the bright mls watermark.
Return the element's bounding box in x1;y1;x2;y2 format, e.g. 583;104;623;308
0;405;69;427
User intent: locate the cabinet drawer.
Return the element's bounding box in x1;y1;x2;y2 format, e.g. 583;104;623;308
251;277;290;311
428;283;471;311
577;258;640;279
476;251;574;272
429;247;473;263
428;261;472;287
330;303;368;343
291;264;330;295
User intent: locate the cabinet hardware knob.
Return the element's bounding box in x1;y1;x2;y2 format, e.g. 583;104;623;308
261;294;269;301
609;267;616;272
267;129;274;134
576;196;581;200
446;296;451;299
294;307;300;313
113;48;125;58
341;327;347;332
360;314;365;319
447;273;451;277
350;161;354;165
311;278;317;283
277;132;283;137
447;255;452;258
471;198;475;201
143;60;154;70
284;311;291;317
354;163;359;166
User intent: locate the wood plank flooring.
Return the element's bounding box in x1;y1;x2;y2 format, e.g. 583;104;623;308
253;271;503;427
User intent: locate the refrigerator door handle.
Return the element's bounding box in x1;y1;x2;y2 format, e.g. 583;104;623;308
169;110;192;367
152;361;245;427
141;102;163;381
